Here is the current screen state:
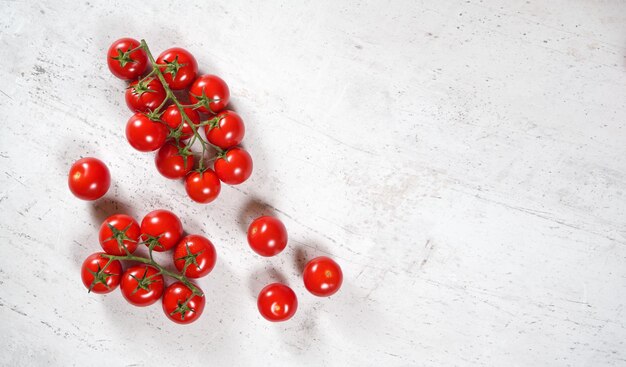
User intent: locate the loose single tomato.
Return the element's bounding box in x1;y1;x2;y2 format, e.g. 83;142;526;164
184;170;221;204
125;78;167;113
206;110;245;149
107;38;147;80
98;214;140;255
257;283;297;322
155;142;194;179
173;235;217;278
81;252;122;294
247;216;288;257
214;147;253;185
125;113;168;152
162;282;205;324
120;265;164;307
68;157;111;201
188;74;230;114
140;209;183;252
303;256;343;297
161;105;200;140
157;47;198;90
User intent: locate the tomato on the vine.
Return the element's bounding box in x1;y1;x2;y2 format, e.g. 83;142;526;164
125;113;168;152
173;234;217;278
188;74;230;114
157;47;198;90
303;256;343;297
155;142;194;179
68;157;111;201
81;252;122;294
184;170;221;204
107;38;147;80
214;147;253;185
140;209;183;252
247;216;288;257
125;77;167;113
161;105;200;141
206;110;245;149
257;283;298;322
120;265;164;307
162;282;205;324
99;214;140;256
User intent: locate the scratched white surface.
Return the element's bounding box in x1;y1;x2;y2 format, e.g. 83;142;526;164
1;0;625;366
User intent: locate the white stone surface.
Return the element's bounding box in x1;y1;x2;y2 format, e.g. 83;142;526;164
1;0;625;366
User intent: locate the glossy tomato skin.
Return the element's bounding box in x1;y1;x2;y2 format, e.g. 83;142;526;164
81;252;122;294
125;113;168;152
140;209;183;252
161;105;200;140
125;78;167;113
173;235;217;278
188;74;230;114
247;216;288;257
107;38;147;80
157;47;198;90
303;256;343;297
214;147;253;185
155;142;194;179
206;110;245;149
162;282;205;324
184;170;221;204
99;214;140;255
120;265;164;307
68;157;111;201
257;283;298;322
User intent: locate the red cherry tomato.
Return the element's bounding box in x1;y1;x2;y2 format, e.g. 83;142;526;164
206;110;245;149
120;265;164;307
257;283;298;322
125;113;168;152
80;252;122;294
157;47;198;90
68;157;111;201
173;235;217;278
98;214;140;255
161;105;200;140
303;256;343;297
184;170;221;204
155;142;194;179
140;209;183;252
125;78;167;113
214;147;253;185
188;74;230;114
247;216;288;257
162;282;205;324
107;38;147;80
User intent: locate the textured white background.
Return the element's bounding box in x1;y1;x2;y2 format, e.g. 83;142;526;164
1;0;626;366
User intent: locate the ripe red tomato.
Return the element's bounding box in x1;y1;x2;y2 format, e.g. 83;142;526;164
247;216;288;257
206;110;245;149
120;265;164;307
125;113;168;152
161;105;200;140
188;74;230;114
81;252;122;294
257;283;297;322
184;170;221;204
140;209;183;252
156;47;198;90
214;147;253;185
155;142;194;179
68;157;111;201
125;78;167;113
107;38;147;80
99;214;140;255
162;282;205;324
173;235;217;278
303;256;343;297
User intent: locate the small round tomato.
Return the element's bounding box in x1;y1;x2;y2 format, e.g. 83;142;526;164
155;142;194;179
161;105;200;140
173;235;217;278
107;38;147;80
303;256;343;297
81;252;122;294
162;282;205;324
120;265;164;307
184;170;221;204
68;157;111;201
206;110;245;149
247;216;288;257
98;214;140;255
188;74;230;114
257;283;297;322
125;78;167;113
214;147;253;185
140;209;183;252
157;47;198;90
125;113;168;152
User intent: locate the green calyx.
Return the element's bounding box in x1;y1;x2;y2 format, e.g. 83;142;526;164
111;48;136;68
103;223;136;254
170;299;196;320
130;267;158;295
88;263;117;293
175;244;204;272
131;78;156;97
162;56;187;79
190;89;220;114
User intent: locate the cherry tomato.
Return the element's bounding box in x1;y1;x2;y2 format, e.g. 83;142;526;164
161;105;200;140
214;147;253;185
140;209;183;252
120;265;164;307
184;170;221;204
173;235;217;278
125;78;167;113
68;157;111;201
155;142;194;179
162;282;205;324
247;216;288;257
157;47;198;90
107;38;148;80
257;283;297;322
188;74;230;114
303;256;343;297
80;252;122;294
206;110;245;149
98;214;140;256
125;113;168;152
